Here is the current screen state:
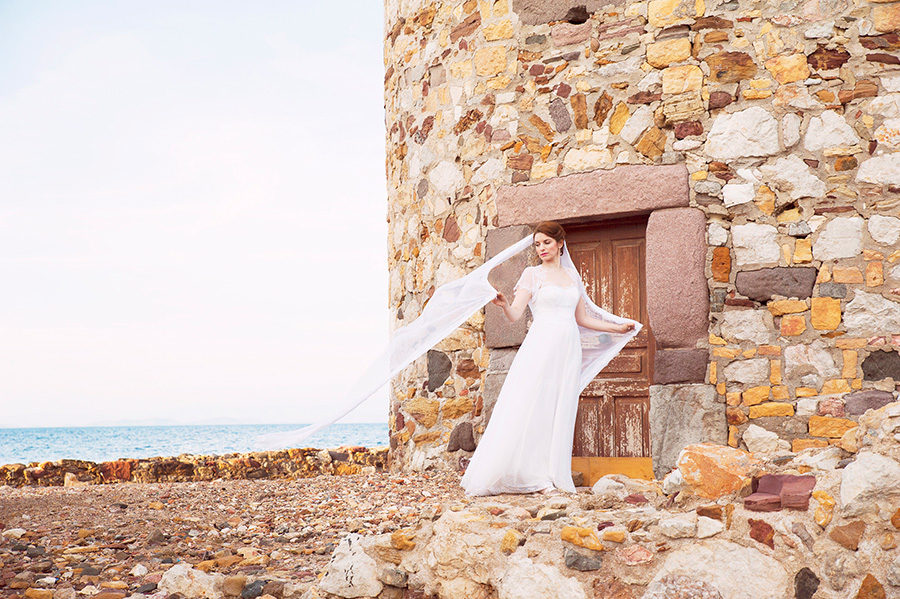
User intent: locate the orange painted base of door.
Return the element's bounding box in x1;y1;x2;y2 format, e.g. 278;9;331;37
571;457;654;486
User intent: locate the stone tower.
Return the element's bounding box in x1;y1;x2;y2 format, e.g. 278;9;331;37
384;0;900;478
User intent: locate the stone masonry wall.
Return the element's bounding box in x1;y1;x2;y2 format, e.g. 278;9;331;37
384;0;900;475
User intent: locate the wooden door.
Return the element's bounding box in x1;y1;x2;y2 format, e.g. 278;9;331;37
567;216;655;483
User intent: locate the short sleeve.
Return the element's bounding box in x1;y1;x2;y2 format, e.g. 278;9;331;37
513;266;535;296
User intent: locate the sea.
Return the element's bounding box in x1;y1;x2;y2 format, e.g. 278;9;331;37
0;423;389;466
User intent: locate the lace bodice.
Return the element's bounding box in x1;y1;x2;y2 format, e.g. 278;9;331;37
514;265;581;321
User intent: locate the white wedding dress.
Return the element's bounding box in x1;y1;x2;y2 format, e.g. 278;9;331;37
460;264;583;496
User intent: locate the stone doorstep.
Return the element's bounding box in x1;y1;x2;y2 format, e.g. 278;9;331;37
744;473;817;512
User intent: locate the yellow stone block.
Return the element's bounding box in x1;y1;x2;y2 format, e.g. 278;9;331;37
741;386;771;407
841;349;859;379
796;387;818;397
817;263;832;283
449;60;473;79
709;333;726;345
810;297;841;330
793;238;812;263
483;20;514;41
648;0;705;27
792;438;829;452
717;382;727;395
772;385;790;400
530;161;558;180
405;396;440;428
770;360;782;385
781;314;807;336
777;207;801;223
813;490;834;528
500;529;523;554
710;361;718;384
866;262;884;287
821;378;851;394
851;377;862;389
742;348;757;358
726;391;742;406
646;37;692;68
809;415;857;438
768;299;808;316
835;337;867;349
875;3;900;33
728;424;739;447
749;402;794;418
692;170;708;180
832;266;863;284
713;347;741;359
561;526;604;552
609;102;630;135
474;46;507;77
602;530;626;543
764;53;810;84
391;530;417;550
743;89;772;100
759;345;782;356
441;396;474;420
662;64;704;94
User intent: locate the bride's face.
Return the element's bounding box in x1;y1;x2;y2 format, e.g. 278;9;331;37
533;233;562;262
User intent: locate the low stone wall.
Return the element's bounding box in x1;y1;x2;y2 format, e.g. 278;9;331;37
303;402;899;599
0;446;389;487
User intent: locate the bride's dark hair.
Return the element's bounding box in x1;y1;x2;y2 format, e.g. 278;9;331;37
532;221;566;255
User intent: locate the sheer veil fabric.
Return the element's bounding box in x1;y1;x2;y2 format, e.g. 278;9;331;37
255;231;643;450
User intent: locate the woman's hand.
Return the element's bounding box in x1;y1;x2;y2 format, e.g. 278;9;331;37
617;322;636;333
491;291;509;308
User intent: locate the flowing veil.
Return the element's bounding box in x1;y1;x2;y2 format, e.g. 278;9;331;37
255;230;642;450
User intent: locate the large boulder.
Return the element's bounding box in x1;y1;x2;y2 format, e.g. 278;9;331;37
676;443;762;499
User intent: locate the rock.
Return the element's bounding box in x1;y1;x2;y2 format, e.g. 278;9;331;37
643;539;790;597
803;110;859;151
658;513;697;538
223;576;247;597
676;443;760;500
241;580;266;599
742;424;789;456
829;521;866;551
765;53;810;84
844;291;900;337
845;390;899;416
748;518;775;548
2;528;27;539
696;516;724;539
813;216;863;261
794;567;820;599
720;309;773;344
855;574;886;599
705;51;758;83
446;422;476;452
497;553;587;599
782;113;802;148
500;529;525;554
550;21;591;47
646;37;692;68
158;564;225;599
650;385;726;479
591;476;627;502
784;340;839;387
722;182;754;207
840;452;900;516
734;267;817;302
868;215;900;245
643;574;723;598
619;106;654;145
318;534;383;598
731;223;780;266
758;155;827;200
856;153;900;186
808;415;857;438
705;107;780;159
564;547;603;571
561;526;604;551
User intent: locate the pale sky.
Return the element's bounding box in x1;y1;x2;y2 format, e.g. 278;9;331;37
0;1;391;427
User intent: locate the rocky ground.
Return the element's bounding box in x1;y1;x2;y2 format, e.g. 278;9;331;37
0;470;472;599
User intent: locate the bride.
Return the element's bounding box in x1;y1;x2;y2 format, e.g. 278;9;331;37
459;221;635;497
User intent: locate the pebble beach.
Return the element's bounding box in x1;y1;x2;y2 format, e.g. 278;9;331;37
0;470;467;598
